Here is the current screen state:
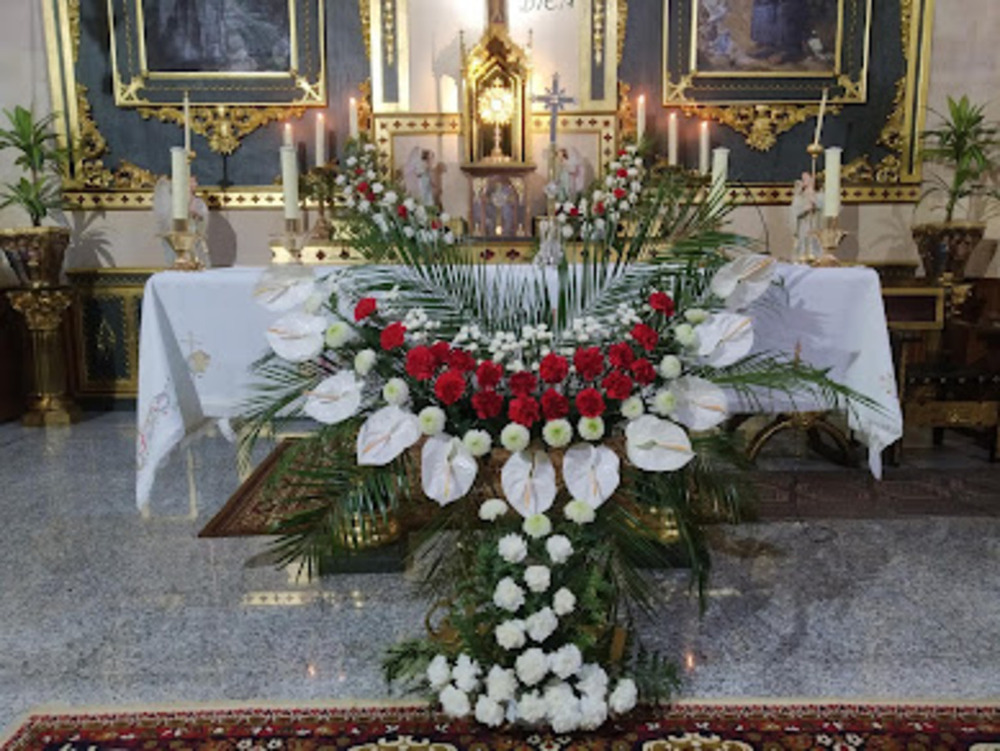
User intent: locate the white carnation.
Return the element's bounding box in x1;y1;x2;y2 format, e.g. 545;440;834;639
685;308;709;324
545;534;573;564
498;533;528;564
542;419;573;448
514;647;549;686
353;348;376;375
578;417;605;441
451;653;481;693
479;498;509;522
608;677;638;714
525;606;558;642
439;684;471;718
550;643;583;679
577;663;609;698
474;695;504;727
621;396;645;420
522;513;552;539
418;406;446;435
674;323;698;348
426;654;450;690
579;694;608;730
653;389;678;416
324;321;352;348
462;429;492;457
659;354;682;379
382;377;409;405
495;619;527;650
517;691;548;724
564;499;596;525
493;577;526;612
545;682;582;733
486;665;518;703
500;423;531;452
524;565;551;593
553;587;577;616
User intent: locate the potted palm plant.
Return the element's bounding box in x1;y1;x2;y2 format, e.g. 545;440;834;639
0;105;70;288
913;95;999;281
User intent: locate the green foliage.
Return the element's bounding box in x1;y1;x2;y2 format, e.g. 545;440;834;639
0;106;67;226
920;95;1000;222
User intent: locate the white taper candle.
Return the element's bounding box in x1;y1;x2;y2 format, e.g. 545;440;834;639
182;92;191;155
349;97;359;140
637;95;646;143
280;145;300;220
668;112;678;166
170;146;189;222
283;122;293;148
824;147;842;218
698;121;710;175
710;147;729;210
813;88;828;147
315;113;327;167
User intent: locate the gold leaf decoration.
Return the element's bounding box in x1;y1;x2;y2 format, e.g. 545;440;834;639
617;0;629;66
67;0;81;62
682;103;839;152
359;0;371;59
136;105;306;156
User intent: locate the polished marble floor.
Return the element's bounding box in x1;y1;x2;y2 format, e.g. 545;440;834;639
0;412;998;735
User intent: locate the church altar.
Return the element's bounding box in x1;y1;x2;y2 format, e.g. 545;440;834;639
136;264;902;512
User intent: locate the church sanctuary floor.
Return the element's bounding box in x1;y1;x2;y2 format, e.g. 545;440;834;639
1;412;998;734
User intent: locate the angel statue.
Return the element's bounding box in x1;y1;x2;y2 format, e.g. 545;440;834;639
153;176;210;267
789;171;823;262
403;147;437;207
554;147;586;201
534;217;564;267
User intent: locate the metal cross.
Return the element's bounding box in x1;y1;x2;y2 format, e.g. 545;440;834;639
532;73;575;146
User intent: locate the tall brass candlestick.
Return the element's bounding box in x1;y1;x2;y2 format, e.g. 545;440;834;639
161;218;203;271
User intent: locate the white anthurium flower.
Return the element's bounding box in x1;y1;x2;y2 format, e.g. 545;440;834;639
625;415;695;472
710;253;777;310
562;443;620;510
696;312;755;368
671;376;729;431
303;371;363;425
356;405;421;466
501;450;557;518
265;311;327;362
421;435;478;506
253;266;315;312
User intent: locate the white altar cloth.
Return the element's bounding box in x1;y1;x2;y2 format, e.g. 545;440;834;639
136;264;902;511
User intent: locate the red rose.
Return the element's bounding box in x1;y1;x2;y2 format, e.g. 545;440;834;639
630;358;657;385
649;291;675;317
593;201;605;215
476;361;504;389
573;347;605;381
602;371;634;400
354;297;377;322
405;346;437;381
397;204;409;219
509;371;538;397
575;388;606;418
613;187;627;200
380;322;406;350
617;168;628;178
631;323;659;352
539;353;569;384
607;342;635;370
448;349;477;373
508;396;541;427
472;389;504;419
541;388;569;420
357;181;369;194
429;341;452;366
434;369;466;406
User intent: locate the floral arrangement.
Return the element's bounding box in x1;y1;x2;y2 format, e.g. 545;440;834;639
245;140;862;733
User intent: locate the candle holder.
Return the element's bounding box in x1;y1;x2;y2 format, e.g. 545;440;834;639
809;217;847;267
161;218;204;271
275;217;309;264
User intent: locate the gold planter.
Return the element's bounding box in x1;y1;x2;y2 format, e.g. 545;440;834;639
0;226;71;288
912;221;986;282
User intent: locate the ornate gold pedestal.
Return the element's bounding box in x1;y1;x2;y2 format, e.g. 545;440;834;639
6;288;81;426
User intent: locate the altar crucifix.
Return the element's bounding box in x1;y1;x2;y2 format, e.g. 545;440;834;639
532;73;575;182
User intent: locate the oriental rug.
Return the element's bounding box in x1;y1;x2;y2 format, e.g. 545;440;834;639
3;702;998;750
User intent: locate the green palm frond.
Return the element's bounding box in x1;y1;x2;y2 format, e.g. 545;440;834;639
237;353;324;458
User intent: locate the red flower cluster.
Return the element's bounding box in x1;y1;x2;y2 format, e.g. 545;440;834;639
574;347;604;381
354;297;377;322
380;322;406;350
631;323;659;352
539;353;569;384
649;291;675;317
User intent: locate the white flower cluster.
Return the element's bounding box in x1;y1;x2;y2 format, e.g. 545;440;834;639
402;306;442;342
554;144;645;244
426;503;639;732
453;322;555;370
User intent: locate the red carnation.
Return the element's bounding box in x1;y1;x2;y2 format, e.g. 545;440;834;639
431;219;441;230
539;353;569;384
613;187;627;200
476;361;504;389
357;181;369;194
608;342;635;370
541;388;569;420
602;371;634;400
380;322;406;350
508;396;541;427
649;291;675;317
573;347;605;381
365;191;376;203
616;168;628;178
631;323;659;352
429;341;452;366
397;204;409;219
405;346;437;381
618;149;627;157
354;297;377;322
472;389;504;419
434;369;466;406
593;201;606;215
575;388;606;418
509;371;538;397
448;349;477;373
569;206;580;217
354;167;364;176
630;358;657;385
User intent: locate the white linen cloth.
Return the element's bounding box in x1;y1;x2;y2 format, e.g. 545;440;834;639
136;263;902;511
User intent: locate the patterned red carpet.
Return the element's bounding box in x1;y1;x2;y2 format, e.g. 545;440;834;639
4;703;998;750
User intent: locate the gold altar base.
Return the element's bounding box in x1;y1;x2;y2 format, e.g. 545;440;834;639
7;288;81;426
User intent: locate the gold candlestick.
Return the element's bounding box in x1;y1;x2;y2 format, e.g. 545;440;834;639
810;216;847;267
162;218;203;271
276;217;308;264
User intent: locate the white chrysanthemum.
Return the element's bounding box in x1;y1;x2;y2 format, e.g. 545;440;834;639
324;321;352;348
418;406;446;436
659;354;683;379
542;419;573;448
674;323;698;348
621;396;645;420
498;533;528;564
522;513;552;539
578;416;605;441
493;577;526;612
608;677;638;714
515;648;549;687
451;653;481;693
652;389;677;416
545;535;573;565
382;377;409;405
426;654;450;690
353;348;377;376
495;619;527;650
440;685;471;718
500;423;531;452
474;695;504;727
479;498;509;522
462;429;492;457
685;308;710;324
524;565;551;593
577;663;609;698
564;499;596;525
525;606;558;642
550;643;583;679
517;691;548;724
553;586;577;616
486;665;518;703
